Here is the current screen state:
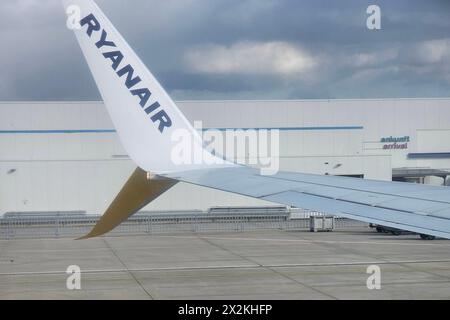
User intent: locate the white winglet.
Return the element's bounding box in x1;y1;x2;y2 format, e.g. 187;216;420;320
63;0;234;173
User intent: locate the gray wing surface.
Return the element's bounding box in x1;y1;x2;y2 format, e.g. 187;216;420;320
164;167;450;239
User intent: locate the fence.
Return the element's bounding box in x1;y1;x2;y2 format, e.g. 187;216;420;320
0;208;369;239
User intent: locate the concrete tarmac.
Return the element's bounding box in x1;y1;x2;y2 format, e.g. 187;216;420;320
1;228;450;299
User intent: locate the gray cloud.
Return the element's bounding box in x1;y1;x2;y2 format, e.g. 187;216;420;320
0;0;449;100
184;41;317;75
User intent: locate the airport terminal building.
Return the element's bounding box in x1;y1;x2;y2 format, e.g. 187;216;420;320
1;98;450;215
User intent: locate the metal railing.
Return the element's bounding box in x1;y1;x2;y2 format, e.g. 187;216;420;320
0;208;369;239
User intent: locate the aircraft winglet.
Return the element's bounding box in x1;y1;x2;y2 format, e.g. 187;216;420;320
63;0;233;174
77;168;177;239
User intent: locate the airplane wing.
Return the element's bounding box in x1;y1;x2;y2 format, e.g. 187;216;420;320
163;167;450;239
63;0;450;239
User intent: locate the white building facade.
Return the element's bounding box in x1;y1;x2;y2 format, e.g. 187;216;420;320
1;98;450;215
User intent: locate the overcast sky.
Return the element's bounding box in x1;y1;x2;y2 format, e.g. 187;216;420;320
1;0;450;101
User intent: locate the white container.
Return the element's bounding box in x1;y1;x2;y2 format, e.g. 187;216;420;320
310;216;335;232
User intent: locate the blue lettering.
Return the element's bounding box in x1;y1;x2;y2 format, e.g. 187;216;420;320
131;88;151;107
117;64;141;89
80;14;100;37
95;30;116;49
145;102;160;114
103;51;124;70
81;15;173;133
151;110;172;133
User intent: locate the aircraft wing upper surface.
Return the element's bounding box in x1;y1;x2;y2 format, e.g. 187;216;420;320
163;167;450;239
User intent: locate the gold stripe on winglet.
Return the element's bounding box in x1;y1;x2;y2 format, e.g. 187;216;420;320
77;167;177;239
